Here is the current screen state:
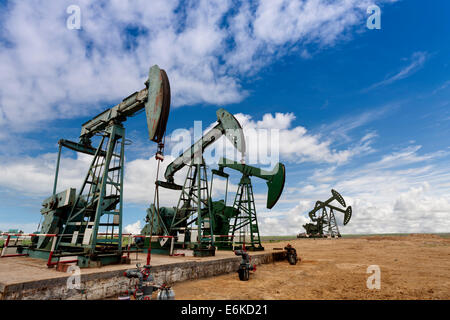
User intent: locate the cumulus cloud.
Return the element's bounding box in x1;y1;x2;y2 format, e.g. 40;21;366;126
259;182;450;236
262;144;450;235
124;220;142;235
1;140;449;235
0;0;397;137
0;152;183;206
258;201;312;236
0;153;91;196
1;110;366;197
200;111;376;168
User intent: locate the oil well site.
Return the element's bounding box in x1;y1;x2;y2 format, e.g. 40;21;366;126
0;1;449;303
0;65;449;300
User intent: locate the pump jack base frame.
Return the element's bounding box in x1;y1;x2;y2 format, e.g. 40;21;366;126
233;244;265;252
77;254;129;268
193;246;216;257
216;243;233;251
21;247;130;268
144;240;216;257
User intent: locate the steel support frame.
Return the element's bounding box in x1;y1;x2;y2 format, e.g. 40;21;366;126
54;124;125;264
169;160;215;254
230;176;263;251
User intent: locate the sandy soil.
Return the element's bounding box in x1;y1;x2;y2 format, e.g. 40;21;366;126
171;234;450;299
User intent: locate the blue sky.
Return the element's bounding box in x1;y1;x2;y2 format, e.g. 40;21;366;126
0;0;449;235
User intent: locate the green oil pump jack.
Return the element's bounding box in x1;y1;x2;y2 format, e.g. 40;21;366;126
26;65;171;267
213;157;286;251
300;189;352;238
142;108;246;257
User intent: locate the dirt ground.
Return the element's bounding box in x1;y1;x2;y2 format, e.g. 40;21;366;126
171;234;450;300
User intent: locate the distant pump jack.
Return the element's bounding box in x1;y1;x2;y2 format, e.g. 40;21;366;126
298;189;352;238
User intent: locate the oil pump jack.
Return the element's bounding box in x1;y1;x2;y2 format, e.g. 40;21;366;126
25;65;171;267
210;158;286;251
141;108;246;257
299;189;352;238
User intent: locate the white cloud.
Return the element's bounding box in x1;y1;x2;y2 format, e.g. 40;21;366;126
262;144;450;235
124;220;142;235
225;0;382;73
370;145;443;169
258;201;312;236
1;142;449;235
0;110;369;198
0;153;90;196
0;0;397;137
217;112;375;165
0;152;185;206
259;181;450;236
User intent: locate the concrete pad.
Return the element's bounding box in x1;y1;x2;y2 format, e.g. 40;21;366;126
0;249;286;300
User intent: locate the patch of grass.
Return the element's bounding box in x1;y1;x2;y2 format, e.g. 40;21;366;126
0;238;32;247
436;233;450;238
260;235;297;243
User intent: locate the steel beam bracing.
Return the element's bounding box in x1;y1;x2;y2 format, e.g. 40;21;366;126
230;177;263;250
170;160;215;254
